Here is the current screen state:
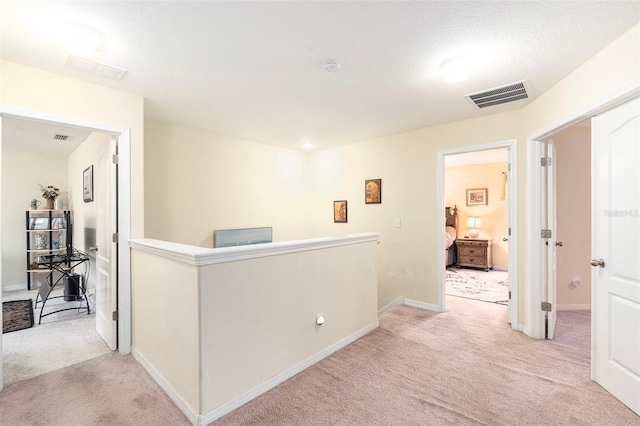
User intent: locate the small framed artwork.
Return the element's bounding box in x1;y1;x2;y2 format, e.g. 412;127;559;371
466;188;488;206
334;200;348;223
365;179;381;204
30;217;49;230
51;217;67;230
83;165;94;203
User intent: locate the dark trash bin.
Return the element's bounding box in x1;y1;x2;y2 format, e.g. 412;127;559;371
63;274;81;301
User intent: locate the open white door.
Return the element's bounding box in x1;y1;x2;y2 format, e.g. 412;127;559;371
544;140;558;339
592;97;640;415
95;136;118;350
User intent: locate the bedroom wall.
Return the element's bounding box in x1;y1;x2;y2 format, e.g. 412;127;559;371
445;161;509;269
553;125;591;309
1;150;68;289
144;119;309;247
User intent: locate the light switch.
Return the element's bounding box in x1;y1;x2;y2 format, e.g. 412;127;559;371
394;218;401;228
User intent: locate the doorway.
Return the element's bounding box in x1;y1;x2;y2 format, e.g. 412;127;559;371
0;108;132;392
437;139;518;329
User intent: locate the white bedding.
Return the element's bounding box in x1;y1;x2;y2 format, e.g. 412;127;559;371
445;226;457;249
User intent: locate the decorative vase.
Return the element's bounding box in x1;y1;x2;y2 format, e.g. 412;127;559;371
35;233;48;249
55;198;63;210
46;199;54;209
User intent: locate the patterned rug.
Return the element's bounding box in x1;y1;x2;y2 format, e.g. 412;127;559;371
445;268;509;305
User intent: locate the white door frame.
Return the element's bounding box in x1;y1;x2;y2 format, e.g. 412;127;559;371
0;106;132;357
437;139;519;329
525;81;640;339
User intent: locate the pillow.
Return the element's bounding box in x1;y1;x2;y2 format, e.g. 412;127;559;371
446;226;457;240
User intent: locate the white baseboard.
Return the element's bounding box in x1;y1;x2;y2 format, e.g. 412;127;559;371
557;304;591;311
200;320;379;424
2;284;28;293
378;297;404;314
403;298;440;312
493;266;508;271
135;321;379;426
131;347;199;425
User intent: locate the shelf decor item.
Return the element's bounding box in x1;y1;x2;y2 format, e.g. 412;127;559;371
34;233;48;249
38;184;61;209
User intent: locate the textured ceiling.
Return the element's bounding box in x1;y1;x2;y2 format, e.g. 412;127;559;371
1;1;639;152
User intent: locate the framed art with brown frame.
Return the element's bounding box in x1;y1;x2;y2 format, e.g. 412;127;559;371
334;200;348;223
365;179;381;204
466;188;488;206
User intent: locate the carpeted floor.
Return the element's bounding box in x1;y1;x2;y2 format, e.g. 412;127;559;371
2;286;110;385
445;267;509;304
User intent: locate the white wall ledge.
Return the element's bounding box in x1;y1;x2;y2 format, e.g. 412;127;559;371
130;232;380;266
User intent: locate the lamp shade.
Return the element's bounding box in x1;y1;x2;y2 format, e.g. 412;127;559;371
466;217;482;229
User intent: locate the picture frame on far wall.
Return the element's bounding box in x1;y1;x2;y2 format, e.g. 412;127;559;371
466;188;488;206
83;165;94;203
365;179;381;204
334;200;348;223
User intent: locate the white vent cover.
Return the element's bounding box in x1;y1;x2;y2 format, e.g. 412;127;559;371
466;80;530;109
65;55;127;80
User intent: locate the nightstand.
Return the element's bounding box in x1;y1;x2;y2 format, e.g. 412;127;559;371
455;239;493;271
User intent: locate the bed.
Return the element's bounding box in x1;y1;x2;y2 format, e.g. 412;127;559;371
445;206;458;266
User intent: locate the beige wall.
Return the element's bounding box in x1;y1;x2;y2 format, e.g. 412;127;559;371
554;126;591;308
445;161;509;269
67;132;111;291
144;119;309;247
1;150;68;288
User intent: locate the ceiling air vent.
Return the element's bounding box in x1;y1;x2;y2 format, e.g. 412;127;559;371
53;134;70;141
466;80;530;109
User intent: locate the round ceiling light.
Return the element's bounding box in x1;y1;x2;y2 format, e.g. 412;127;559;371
322;60;340;73
63;22;106;57
439;56;470;83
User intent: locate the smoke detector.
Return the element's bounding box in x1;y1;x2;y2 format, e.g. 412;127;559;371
322;60;340;73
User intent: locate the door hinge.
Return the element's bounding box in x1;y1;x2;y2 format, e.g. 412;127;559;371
541;229;552;238
541;157;552;167
112;154;119;164
112;310;119;321
508;227;511;236
508;291;512;299
112;233;119;243
508;163;511;172
541;302;552;312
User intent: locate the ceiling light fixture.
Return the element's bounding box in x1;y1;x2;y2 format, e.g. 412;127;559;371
63;21;106;57
322;60;340;73
439;56;470;83
302;142;315;150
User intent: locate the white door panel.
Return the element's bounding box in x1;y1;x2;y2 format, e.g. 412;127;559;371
546;140;557;339
592;96;640;415
95;137;118;351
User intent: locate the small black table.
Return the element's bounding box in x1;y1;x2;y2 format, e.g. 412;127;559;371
35;250;90;324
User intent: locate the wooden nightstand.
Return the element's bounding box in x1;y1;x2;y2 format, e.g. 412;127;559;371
455;239;493;271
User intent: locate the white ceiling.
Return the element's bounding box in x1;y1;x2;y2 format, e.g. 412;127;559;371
1;1;638;152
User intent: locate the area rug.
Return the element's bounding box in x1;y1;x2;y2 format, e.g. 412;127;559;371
445;267;509;304
2;299;34;333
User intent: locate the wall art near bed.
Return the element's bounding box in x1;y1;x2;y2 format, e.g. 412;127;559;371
334;200;347;223
365;179;381;204
466;188;488;206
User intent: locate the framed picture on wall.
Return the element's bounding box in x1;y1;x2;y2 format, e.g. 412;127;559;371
334;200;348;223
365;179;381;204
83;165;94;203
466;188;488;206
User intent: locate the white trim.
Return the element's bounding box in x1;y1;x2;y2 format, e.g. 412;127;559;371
378;297;405;314
1;284;27;293
526;82;640;341
437;140;519;329
403;298;440;312
0;104;132;356
199;321;379;425
557;304;591;311
130;233;380;266
525;139;545;339
132;347;199;425
492;266;508;271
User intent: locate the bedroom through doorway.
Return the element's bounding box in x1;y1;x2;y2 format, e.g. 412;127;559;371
438;140;518;329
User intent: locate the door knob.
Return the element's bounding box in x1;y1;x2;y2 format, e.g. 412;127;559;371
89;246;99;252
590;258;605;267
555;241;563;247
503;237;509;242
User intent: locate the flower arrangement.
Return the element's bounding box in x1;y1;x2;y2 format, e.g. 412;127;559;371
38;184;61;201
